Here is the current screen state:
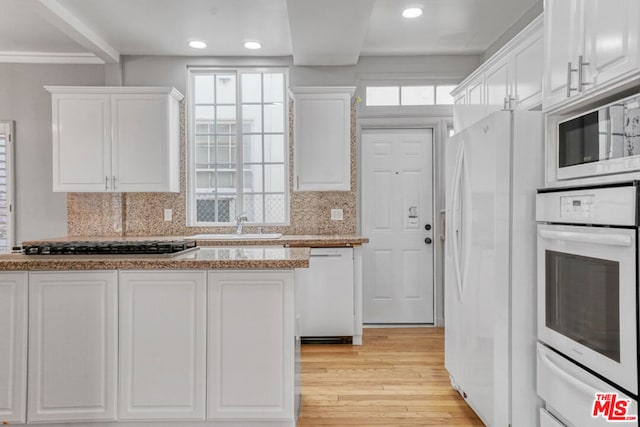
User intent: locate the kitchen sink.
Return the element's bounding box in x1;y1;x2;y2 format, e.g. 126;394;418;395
189;233;282;240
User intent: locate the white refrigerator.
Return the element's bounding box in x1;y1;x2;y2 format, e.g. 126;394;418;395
444;111;542;426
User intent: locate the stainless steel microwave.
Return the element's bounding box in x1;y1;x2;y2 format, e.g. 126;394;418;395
557;93;640;180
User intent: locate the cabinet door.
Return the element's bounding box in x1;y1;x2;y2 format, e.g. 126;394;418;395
583;0;640;89
0;273;27;423
543;0;582;110
453;91;467;132
294;92;351;191
513;29;544;110
52;94;111;192
119;271;206;420
207;271;295;421
466;76;485;127
485;59;511;115
28;271;117;422
111;94;177;192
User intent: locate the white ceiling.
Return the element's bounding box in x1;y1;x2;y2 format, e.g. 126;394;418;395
0;0;539;65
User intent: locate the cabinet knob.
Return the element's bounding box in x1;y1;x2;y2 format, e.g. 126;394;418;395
424;237;432;245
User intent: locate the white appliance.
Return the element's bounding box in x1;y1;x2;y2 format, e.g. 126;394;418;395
551;92;640;182
444;110;542;426
536;183;639;426
295;247;354;339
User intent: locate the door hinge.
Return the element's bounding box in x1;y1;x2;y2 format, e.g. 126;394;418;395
8;134;11;142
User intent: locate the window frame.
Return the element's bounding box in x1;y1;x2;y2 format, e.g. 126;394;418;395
186;67;290;226
0;121;14;252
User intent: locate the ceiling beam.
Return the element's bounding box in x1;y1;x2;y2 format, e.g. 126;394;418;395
286;0;376;66
27;0;120;63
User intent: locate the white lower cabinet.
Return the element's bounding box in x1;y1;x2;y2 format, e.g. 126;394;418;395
0;272;27;424
27;271;118;423
118;271;207;420
207;271;295;421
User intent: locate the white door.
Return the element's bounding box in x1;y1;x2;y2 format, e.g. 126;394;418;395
513;30;544;110
119;271;207;420
0;272;27;423
362;129;434;324
28;271;118;422
466;78;485;127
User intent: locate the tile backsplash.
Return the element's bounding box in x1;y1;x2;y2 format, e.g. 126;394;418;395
67;100;357;237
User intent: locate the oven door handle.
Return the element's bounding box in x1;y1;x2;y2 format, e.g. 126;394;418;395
538;229;633;247
538;346;601;397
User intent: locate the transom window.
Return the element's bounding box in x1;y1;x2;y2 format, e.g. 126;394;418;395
365;85;456;106
188;68;289;225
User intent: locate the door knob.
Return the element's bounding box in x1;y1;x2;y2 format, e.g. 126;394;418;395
424;224;431;231
424;238;432;244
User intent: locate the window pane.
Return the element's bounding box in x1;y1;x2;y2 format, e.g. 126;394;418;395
263;73;284;103
243;135;262;163
242;74;261;103
243;104;262;133
243;194;264;223
401;86;434;105
366;86;399;106
216;106;236;131
216;74;236;104
265;194;285;223
436;85;456;105
264;103;284;133
195;106;215;125
243;164;263;192
265;164;285;192
194;75;214;104
216;135;236;164
264;135;284;163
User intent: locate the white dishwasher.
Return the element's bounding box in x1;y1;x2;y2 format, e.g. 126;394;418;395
295;247;354;340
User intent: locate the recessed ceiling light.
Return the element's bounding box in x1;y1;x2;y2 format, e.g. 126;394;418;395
402;7;423;18
188;40;207;49
244;41;262;50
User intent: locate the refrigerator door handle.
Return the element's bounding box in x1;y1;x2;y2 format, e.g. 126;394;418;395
450;145;465;302
460;147;473;292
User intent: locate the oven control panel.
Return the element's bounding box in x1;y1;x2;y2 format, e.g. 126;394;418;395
560;195;595;220
536;185;637;226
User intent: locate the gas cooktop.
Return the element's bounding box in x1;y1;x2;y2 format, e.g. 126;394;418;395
22;240;197;256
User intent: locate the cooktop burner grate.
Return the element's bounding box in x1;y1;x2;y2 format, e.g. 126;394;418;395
23;240;197;256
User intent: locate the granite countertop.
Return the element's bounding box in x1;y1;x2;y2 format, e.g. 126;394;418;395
22;234;369;247
0;247;310;271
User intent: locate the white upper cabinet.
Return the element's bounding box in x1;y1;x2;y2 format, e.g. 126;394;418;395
291;87;353;192
46;86;183;193
0;273;27;424
543;0;640;111
452;15;543;132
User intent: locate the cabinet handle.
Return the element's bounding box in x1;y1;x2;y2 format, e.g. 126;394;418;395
578;55;591;92
508;95;516;109
105;176;109;191
566;61;578;97
113;176;117;190
503;96;508;110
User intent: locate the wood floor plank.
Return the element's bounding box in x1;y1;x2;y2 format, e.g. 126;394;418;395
297;327;484;426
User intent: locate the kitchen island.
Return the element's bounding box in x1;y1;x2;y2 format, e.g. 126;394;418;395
0;246;308;426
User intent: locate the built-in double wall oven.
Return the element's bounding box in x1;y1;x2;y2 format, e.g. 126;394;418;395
536;182;639;426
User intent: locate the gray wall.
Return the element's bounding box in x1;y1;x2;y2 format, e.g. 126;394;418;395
483;0;543;62
0;63;105;243
121;54;482;92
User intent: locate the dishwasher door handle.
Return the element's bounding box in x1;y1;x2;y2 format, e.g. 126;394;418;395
309;254;343;258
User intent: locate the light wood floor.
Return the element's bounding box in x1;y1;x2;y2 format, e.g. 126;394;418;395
297;327;484;426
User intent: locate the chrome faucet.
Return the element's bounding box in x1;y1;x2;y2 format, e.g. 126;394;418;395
235;212;248;235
